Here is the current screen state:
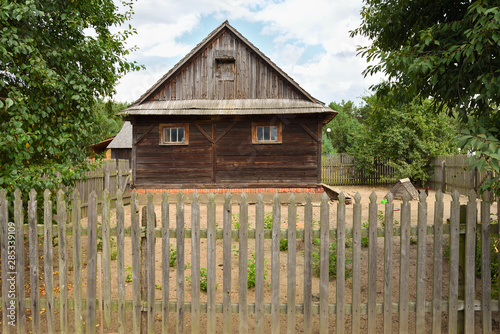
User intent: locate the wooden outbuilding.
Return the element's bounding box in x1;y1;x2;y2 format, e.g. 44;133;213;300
107;121;132;168
120;21;336;190
390;178;419;200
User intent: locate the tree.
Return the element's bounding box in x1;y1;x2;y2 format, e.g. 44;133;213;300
323;101;364;154
348;94;460;184
93;100;129;141
352;0;500;194
0;0;141;194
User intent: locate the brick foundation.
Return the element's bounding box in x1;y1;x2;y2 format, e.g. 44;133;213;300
134;187;324;194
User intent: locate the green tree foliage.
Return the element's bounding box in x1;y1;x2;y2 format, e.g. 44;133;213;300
323;101;364;154
348;94;460;184
93;100;129;141
0;0;141;194
352;0;500;194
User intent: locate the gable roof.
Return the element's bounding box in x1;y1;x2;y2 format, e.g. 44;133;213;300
121;21;336;120
107;121;132;149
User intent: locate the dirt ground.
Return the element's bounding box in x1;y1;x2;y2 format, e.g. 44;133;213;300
9;185;500;333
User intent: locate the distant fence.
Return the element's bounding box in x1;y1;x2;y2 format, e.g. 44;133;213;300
428;155;493;196
75;159;131;218
0;188;498;333
322;154;398;185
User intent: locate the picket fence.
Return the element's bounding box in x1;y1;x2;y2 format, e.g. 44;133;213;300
428;155;494;196
75;159;131;219
321;154;398;185
0;188;499;333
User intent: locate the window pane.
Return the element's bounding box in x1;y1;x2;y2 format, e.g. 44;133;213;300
264;126;270;140
257;126;264;141
171;128;177;142
165;128;171;143
270;126;277;141
178;127;185;142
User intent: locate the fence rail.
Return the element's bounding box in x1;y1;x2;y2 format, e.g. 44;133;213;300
321;154;397;185
0;189;498;333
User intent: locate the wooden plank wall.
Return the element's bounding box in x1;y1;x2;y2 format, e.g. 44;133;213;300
0;188;499;333
133;116;321;188
150;30;306;101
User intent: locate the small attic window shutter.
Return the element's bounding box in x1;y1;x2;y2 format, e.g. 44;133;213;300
215;49;236;99
215;49;235;61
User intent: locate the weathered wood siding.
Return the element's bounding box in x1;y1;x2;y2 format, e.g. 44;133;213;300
133;115;321;188
134;117;213;187
149;29;307;101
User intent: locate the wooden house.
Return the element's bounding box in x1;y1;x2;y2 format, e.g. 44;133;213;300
120;21;336;190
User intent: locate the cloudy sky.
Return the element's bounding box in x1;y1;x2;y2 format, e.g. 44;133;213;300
113;0;384;105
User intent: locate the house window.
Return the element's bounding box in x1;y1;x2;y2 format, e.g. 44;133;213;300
252;122;282;144
159;124;189;145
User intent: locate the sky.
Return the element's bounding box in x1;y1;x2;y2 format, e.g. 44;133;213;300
113;0;385;106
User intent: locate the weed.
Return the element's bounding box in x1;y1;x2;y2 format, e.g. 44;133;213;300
110;237;118;260
125;265;132;283
186;267;208;292
232;213;240;230
155;284;162;290
264;212;273;230
361;222;369;247
280;238;288;251
311;240;352;279
169;244;177;268
200;267;208;291
247;253;268;288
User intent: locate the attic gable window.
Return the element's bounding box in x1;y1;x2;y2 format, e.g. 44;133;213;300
160;124;189;145
252;122;282;144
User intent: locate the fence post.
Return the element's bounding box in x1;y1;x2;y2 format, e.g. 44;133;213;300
441;160;446;193
0;189;9;334
470;167;477;193
176;192;185;334
104;163;110;193
457;204;467;334
140;206;148;333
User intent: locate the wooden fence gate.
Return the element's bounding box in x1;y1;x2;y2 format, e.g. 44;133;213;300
0;188;498;333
